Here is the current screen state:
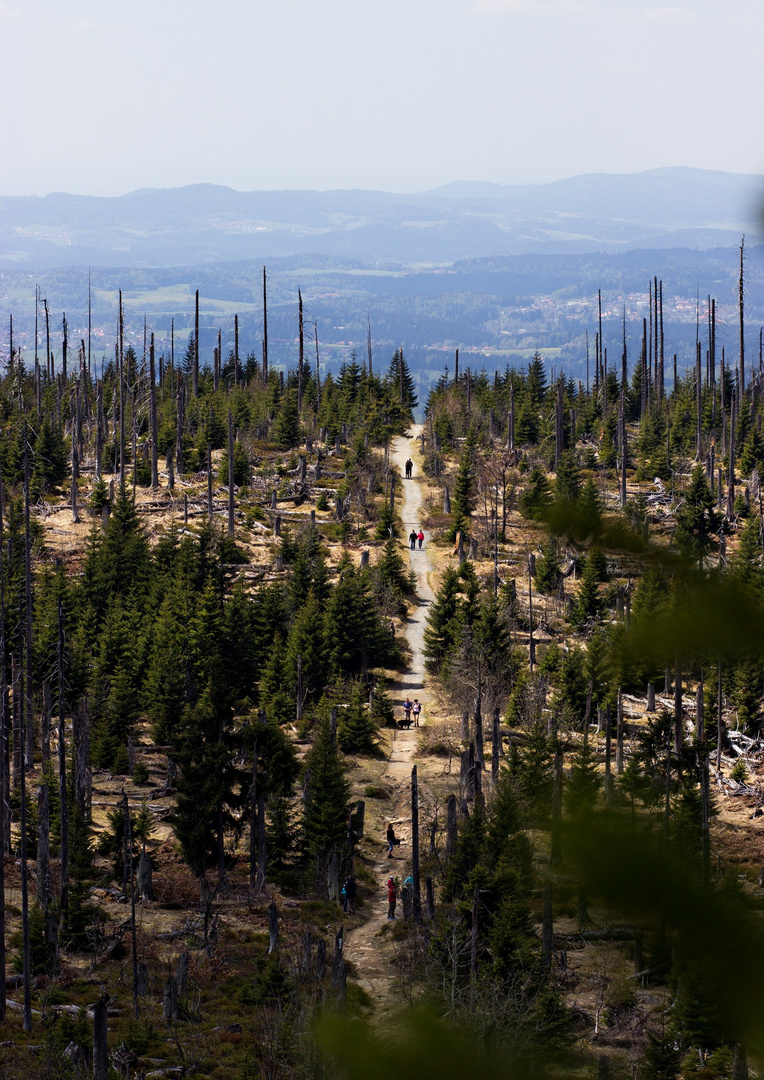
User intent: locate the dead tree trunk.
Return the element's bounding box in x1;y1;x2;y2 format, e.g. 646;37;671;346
249;732;259;892
0;543;5;1023
604;704;612;803
93;994;109;1080
411;766;422;923
37;783;50;910
176;372;185;476
227;408;235;538
616;688;624;775
268;900;279;954
194;289;200;396
696;670;705;743
262;266;269;384
445;794;458;863
541;882;553;973
58;599;69;923
491;706;501;783
550;748;563;867
674;658;683;760
150;335;158;487
473;695;484;768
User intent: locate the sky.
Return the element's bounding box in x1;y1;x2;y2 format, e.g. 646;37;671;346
1;0;763;197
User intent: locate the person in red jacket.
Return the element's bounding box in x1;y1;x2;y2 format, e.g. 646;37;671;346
387;876;397;920
417;530;425;549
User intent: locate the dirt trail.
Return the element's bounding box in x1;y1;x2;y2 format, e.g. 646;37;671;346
345;425;437;1014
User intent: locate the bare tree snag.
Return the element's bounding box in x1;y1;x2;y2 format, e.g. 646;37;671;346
492;706;501;783
227;408;235;537
58;599;69;923
93;993;109;1080
411;766;422;923
150;334;158;487
445;794;458;863
194;288;200;396
268;901;279;954
550;748;563;867
541;882;553;974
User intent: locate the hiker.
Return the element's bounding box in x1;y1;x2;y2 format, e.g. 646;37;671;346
405;458;413;478
400;874;414;918
387;823;397;858
387;876;398;919
412;699;421;727
343;875;357;914
417;529;425;549
409;529;417;550
402;698;412;726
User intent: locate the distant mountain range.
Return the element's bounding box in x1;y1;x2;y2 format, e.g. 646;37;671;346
1;167;762;270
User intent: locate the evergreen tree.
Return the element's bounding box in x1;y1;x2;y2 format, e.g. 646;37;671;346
273;390;300;449
449;431;476;539
535;536;561;595
32;419;68;493
386;349;418;420
555;449;582;504
571;558;602;628
302;715;351;863
218;438;250;487
526;352;548;408
423;567;462;673
740;425;764;477
518;466;552;521
286;589;328;705
337;679;379;754
674;464;722;566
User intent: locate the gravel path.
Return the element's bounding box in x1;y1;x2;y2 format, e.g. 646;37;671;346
345;426;436;1014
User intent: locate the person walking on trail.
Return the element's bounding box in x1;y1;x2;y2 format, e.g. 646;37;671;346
402;698;412;726
409;529;417;550
405;458;413;479
387;876;398;919
417;529;425;549
387;823;397;858
343;875;357;914
412;699;421;727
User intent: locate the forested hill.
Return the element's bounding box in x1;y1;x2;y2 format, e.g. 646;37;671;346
2;167;761;269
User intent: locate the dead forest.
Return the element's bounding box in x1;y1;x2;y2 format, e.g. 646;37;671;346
2;262;764;1080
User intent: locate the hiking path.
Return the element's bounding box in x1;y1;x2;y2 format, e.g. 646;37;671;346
344;424;437;1016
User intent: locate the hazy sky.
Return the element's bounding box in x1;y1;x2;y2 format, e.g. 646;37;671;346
1;0;762;196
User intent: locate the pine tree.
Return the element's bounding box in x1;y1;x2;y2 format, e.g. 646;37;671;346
273;390;300;449
302;715;350;862
423;567;462;673
555;449;582;503
740;426;764;477
571;558;601;627
337;680;379;754
674;464;722;566
526;352;548;408
535;536;561;595
32;419;68;493
386;350;418;419
286;590;328;706
518;466;552;521
143;587;192;743
449;431;476;539
260;636;297;727
565;741;600;820
375;497;398;540
218;438;250;487
372;538;413;614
